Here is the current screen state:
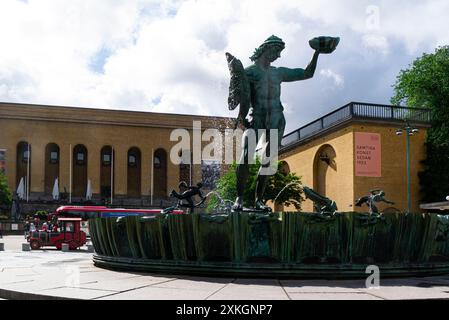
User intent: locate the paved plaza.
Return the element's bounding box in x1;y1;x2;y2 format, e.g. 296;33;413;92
1;235;449;300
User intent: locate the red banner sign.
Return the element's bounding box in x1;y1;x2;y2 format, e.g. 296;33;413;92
355;133;381;177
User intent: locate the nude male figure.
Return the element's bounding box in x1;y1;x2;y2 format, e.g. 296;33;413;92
229;35;321;211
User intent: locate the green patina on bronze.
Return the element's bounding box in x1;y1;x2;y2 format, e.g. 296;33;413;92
91;211;449;278
227;35;339;211
138;216;164;259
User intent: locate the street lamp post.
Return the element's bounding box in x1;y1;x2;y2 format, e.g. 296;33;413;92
396;123;419;213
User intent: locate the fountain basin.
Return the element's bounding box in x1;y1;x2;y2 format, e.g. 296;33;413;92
89;211;449;279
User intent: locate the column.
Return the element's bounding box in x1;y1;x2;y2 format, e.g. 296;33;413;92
29;140;44;194
87;144;101;196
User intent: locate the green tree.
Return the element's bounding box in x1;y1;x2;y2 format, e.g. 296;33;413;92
207;159;304;211
391;46;449;202
0;171;12;207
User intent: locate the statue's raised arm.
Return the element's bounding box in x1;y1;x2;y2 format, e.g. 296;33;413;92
278;36;340;82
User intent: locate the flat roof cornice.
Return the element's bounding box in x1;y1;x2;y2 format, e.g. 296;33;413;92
0;101;233;130
280;102;431;154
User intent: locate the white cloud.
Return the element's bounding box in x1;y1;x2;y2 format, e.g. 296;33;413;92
320;69;344;88
362;34;389;55
0;0;448;132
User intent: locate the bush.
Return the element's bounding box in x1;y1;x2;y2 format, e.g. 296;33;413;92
0;171;12;207
207;159;304;211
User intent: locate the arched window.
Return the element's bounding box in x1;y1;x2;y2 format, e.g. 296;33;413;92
313;144;337;205
154;148;167;198
154;155;161;168
73;144;88;197
100;146;115;198
127;147;141;197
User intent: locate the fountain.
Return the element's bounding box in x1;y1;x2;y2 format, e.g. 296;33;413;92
67;35;449;279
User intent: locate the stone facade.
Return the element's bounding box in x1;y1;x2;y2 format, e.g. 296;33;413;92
280;122;428;213
0;101;430;213
0;102;232;204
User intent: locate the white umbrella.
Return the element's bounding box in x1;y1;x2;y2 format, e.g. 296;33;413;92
52;178;59;200
86;179;92;201
17;177;25;200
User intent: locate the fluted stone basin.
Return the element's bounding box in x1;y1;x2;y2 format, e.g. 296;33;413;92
90;211;449;279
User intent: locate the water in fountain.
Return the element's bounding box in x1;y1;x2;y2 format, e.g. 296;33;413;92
205;191;234;213
273;181;303;204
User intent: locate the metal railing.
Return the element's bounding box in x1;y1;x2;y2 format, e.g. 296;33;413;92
281;102;431;148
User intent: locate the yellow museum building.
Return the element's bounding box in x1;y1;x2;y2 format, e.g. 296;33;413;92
279;102;430;213
0;102;231;206
0;101;431;212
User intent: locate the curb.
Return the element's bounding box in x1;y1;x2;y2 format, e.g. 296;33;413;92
0;288;78;300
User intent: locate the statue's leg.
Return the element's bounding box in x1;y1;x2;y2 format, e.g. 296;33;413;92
277;113;286;147
255;175;270;209
233;164;249;210
233;131;252;210
255;127;268;209
255;113;285;210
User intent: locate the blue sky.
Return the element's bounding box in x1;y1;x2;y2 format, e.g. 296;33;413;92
0;0;448;133
89;47;113;74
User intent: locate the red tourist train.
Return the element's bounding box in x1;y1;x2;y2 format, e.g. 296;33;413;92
27;206;185;250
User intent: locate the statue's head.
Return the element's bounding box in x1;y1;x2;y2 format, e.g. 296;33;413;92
250;35;285;63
